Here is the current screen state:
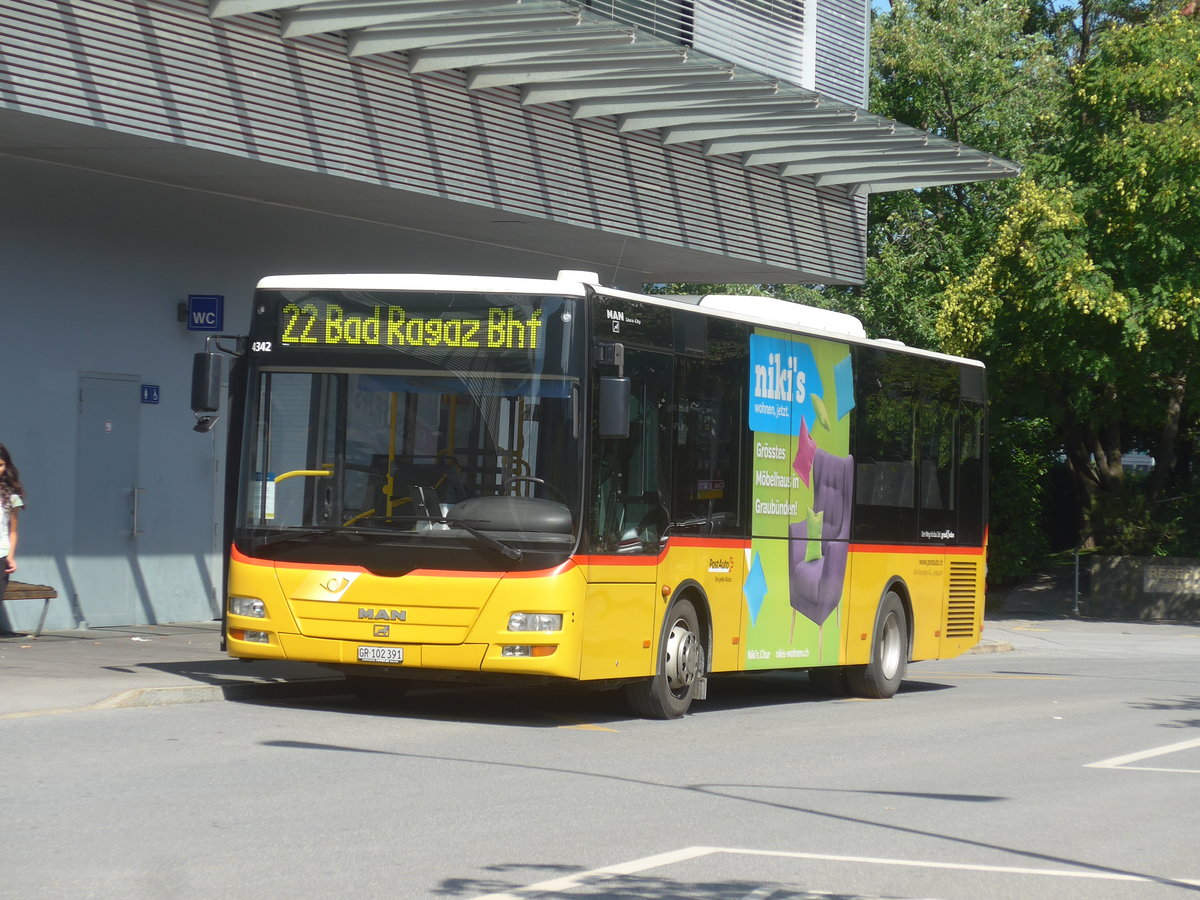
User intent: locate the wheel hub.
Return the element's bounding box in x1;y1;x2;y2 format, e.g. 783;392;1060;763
879;612;902;680
664;619;702;691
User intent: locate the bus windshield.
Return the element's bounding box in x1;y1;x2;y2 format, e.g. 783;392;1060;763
235;290;584;571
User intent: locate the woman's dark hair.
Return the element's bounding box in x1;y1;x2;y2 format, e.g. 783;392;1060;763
0;443;23;501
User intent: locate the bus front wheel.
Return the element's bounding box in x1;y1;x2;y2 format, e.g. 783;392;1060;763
846;591;908;699
626;597;705;719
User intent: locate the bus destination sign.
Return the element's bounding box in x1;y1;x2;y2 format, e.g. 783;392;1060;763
277;300;544;351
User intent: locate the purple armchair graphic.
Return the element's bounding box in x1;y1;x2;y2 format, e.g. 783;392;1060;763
789;449;854;637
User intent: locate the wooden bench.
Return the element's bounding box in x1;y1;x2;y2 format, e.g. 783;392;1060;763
2;581;58;636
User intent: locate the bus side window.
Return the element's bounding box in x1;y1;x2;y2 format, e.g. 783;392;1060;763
852;349;918;542
590;349;672;553
671;353;742;536
917;362;959;537
957;400;986;545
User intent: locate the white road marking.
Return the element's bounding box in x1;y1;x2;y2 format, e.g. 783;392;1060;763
1086;735;1200;773
469;846;713;899
470;845;1200;898
718;847;1198;884
737;888;780;900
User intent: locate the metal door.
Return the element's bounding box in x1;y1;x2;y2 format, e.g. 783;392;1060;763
73;375;141;627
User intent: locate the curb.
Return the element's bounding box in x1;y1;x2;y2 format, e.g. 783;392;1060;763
93;677;348;711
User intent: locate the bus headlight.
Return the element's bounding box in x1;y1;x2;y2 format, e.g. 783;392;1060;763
507;612;562;632
230;596;266;618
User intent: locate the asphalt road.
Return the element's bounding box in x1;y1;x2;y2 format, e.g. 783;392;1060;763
3;616;1198;899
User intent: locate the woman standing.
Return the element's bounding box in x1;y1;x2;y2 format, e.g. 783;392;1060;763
0;443;24;594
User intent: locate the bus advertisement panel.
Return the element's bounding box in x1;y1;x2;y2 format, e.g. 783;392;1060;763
745;330;854;669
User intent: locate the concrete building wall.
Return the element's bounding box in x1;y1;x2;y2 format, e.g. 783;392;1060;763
0;154;572;632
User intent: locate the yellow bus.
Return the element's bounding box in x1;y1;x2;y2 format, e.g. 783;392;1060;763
192;271;986;717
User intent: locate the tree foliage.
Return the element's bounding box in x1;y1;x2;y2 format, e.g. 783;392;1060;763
939;11;1200;553
862;0;1060;348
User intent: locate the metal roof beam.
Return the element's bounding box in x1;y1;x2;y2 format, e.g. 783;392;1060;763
641;113;855;135
814;160;1011;187
850;171;1016;194
520;67;733;105
348;9;586;56
406;28;635;69
748;147;962;170
570;83;797;118
465;48;685;88
661;120;896;145
210;0;307;18
280;0;530;39
703;134;929;156
619;102;844;133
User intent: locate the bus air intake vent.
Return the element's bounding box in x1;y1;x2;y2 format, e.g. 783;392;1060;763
946;560;980;638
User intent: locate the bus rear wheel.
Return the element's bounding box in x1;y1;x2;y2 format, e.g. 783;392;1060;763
846;591;908;699
626;597;705;719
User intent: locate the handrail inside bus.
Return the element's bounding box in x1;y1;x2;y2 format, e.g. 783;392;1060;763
273;469;332;483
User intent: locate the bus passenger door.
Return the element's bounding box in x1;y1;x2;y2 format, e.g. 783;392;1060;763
583;349;672;680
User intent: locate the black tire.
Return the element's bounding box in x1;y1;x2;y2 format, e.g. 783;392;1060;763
625;598;705;719
345;675;408;703
845;591;908;699
808;666;849;696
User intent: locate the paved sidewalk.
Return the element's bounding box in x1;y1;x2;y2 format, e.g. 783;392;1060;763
0;618;1016;719
0;621;341;718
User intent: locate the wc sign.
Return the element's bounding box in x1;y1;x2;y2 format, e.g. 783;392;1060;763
187;294;224;331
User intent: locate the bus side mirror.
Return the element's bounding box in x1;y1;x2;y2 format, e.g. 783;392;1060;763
597;376;631;438
191;352;222;433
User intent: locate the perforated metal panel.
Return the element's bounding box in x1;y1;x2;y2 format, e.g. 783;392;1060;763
0;0;877;281
946;559;982;638
815;0;870;106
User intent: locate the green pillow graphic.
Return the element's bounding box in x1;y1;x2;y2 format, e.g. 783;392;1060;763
804;507;824;562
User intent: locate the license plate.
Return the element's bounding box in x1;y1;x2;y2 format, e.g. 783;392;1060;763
357;645;404;664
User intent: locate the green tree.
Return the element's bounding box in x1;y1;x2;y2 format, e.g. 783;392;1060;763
940;12;1200;550
863;0;1061;347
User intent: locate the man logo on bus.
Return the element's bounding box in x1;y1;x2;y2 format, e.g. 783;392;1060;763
359;608;407;621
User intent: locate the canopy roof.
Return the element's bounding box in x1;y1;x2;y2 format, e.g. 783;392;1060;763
210;0;1020;196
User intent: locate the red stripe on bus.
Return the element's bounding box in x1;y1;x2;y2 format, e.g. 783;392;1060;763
232;545;366;573
577;536;750;567
847;544;985;556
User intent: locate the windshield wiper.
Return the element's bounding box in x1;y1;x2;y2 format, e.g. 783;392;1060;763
253;528;339;551
437;518;522;560
253;525;406;550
